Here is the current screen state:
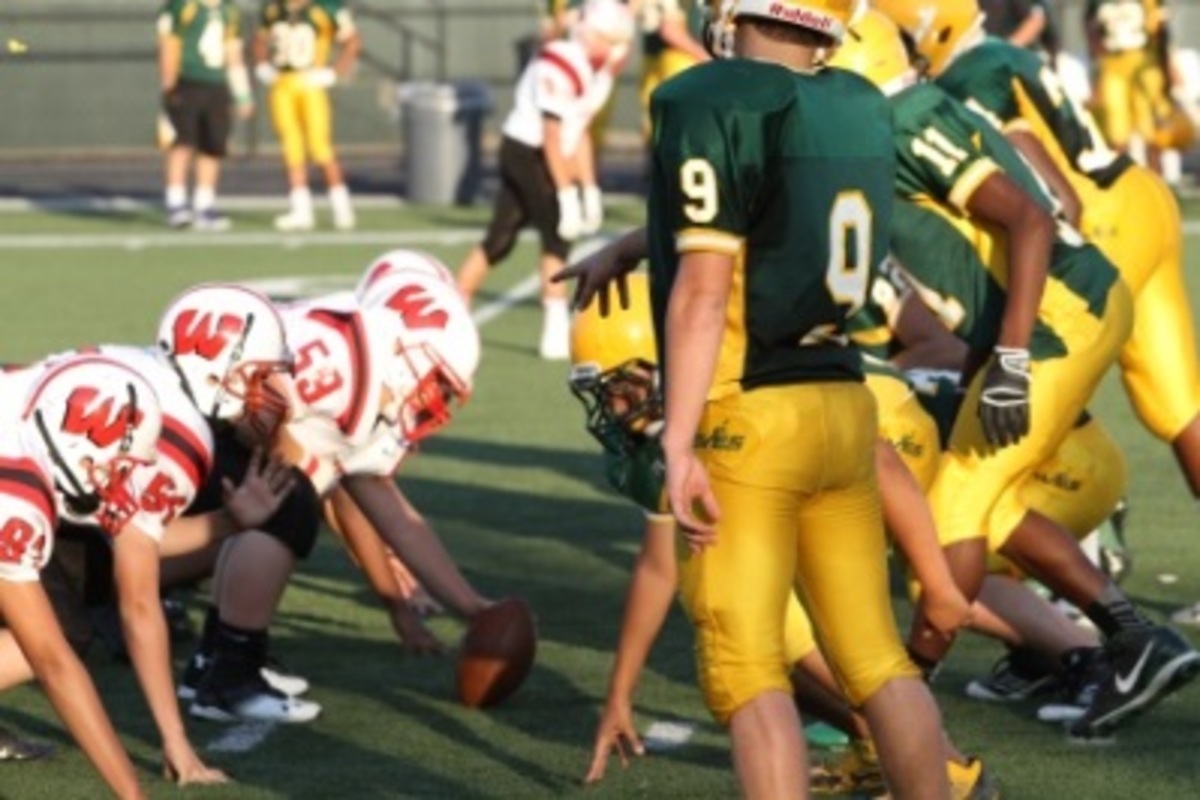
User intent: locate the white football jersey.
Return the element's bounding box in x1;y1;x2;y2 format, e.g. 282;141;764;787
502;39;612;157
0;426;57;583
0;347;214;541
280;304;407;495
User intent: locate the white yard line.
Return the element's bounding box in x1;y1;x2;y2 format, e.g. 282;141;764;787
0;228;520;252
205;720;279;754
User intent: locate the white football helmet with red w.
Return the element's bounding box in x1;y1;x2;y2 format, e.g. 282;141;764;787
156;283;291;423
22;355;163;534
360;274;480;443
355;248;455;303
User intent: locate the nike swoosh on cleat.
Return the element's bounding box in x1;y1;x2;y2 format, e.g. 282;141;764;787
1114;642;1155;695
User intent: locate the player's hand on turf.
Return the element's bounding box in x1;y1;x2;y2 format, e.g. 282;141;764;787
162;742;228;786
584;699;644;783
552;243;639;315
664;449;720;536
978;346;1031;448
918;584;972;640
222;447;297;530
390;603;445;656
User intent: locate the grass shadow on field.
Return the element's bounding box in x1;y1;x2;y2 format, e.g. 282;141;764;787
417;435;610;495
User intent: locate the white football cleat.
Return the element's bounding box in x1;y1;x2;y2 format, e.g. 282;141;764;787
274;210;315;232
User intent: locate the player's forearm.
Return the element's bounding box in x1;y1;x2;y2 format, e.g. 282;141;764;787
329;487;408;606
876;440;959;598
606;520;677;701
1007;129;1081;225
1008;9;1046;48
334;33;362;78
542;120;575;188
120;594;191;750
159;36;182;90
998;206;1052;351
661;254;731;456
39;649;144;799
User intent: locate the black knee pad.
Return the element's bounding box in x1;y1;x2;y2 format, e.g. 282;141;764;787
40;538;96;658
257;469;321;559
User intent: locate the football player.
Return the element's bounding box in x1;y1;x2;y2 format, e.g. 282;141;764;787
572;0;954;795
253;0;360;231
157;0;254;230
636;0;709;141
832;8;1200;741
877;0;1200;631
0;357;160;796
455;0;635;360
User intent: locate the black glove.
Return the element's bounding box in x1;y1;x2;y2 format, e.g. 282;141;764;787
978;346;1031;448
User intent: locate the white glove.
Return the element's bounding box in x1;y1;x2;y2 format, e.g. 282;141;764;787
254;62;279;87
556;186;584;241
305;67;338;89
580;184;603;235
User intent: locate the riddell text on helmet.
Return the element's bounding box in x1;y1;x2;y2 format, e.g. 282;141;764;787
767;2;835;30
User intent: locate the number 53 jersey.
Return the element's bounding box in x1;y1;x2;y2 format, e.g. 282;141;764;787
646;60;894;399
277;302;407;495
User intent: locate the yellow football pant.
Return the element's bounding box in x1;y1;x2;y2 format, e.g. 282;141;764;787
930;282;1133;553
269;73;335;169
866;371;943;493
1078;165;1200;441
676;382;917;723
1096;52;1164;149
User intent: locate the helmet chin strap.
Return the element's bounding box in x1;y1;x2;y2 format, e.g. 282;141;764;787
32;408;99;515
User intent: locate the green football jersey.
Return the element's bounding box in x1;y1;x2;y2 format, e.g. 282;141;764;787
603;436;668;515
890;200;1069;359
158;0;243;85
847;257;911;363
647;60;894;395
936;38;1130;188
891;82;1055;216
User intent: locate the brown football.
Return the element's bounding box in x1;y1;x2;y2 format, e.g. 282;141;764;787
456;597;538;709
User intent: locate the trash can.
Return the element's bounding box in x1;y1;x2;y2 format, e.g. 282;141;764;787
399;81;494;206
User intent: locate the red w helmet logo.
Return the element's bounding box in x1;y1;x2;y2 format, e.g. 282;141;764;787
385;285;449;330
61;387;144;449
172;310;247;360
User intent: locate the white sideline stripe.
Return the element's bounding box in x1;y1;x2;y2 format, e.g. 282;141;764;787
205;720;279;753
0;228;519;251
0;192;644;213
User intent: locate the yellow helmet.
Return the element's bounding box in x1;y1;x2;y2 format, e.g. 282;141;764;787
873;0;984;77
568;274;662;443
704;0;856;53
1152;101;1197;151
828;9;911;92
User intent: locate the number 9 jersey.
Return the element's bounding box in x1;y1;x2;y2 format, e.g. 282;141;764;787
645;59;894;398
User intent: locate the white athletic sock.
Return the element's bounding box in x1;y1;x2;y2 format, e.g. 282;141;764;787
193;186;216;213
166;185;187;209
290;187;313;217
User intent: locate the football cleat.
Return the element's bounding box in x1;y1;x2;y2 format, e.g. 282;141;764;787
539;304;571;361
166;205;192;229
965;648;1061;702
1171;602;1200;628
177;650;211;702
190;674;321;724
1067;626;1200;739
809;739;886;797
332;205;357;232
1036;647;1109;724
192;209;232;232
274;210;315;232
948;756;1000;800
0;727;54;762
262;657;310;697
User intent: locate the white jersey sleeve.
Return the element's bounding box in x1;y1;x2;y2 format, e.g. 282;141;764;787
501;40;600;156
0;428;57;583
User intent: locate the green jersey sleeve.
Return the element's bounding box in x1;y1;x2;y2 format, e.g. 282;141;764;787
649;80;759;258
893;84;1001;212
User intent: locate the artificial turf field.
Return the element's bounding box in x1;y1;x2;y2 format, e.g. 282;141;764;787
0;199;1198;799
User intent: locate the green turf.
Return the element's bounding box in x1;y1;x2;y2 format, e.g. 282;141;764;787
0;204;1198;798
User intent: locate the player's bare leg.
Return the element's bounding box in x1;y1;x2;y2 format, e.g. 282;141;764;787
539;252;570;360
1171;416;1200;497
729;690;808;799
974;574;1099;655
276;165;314;231
164;145;193;228
861;678;950;800
455;246;490;307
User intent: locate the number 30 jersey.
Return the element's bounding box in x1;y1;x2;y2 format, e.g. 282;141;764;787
647;60;894;399
260;0;355;72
